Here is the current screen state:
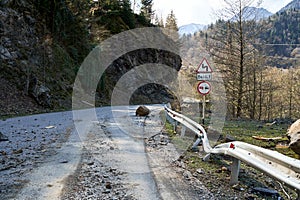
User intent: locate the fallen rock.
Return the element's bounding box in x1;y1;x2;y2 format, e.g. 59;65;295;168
183;170;192;180
105;182;112;189
196;168;204;174
28;76;51;107
251;187;279;197
232;184;245;191
287;119;300;154
225;134;236;142
135;105;150;116
0;46;12;60
59;159;68;164
0;132;9;142
13;149;23;154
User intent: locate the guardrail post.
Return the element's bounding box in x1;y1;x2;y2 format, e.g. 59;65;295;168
230;157;240;185
165;110;173;124
164;108;178;134
192;138;201;149
174;121;177;133
181;126;186;137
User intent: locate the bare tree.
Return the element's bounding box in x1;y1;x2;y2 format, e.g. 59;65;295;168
208;0;266;118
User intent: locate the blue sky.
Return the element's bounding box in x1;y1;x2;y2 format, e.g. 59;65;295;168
151;0;293;26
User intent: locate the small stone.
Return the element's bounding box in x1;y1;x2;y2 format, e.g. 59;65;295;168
87;161;94;166
103;174;109;178
159;141;168;145
196;168;204;174
221;166;228;171
225;134;236;142
0;46;12;59
60;159;68;163
183;170;192;180
232;184;244;191
0;132;9;142
105;182;112;189
13;149;23;154
103;189;111;194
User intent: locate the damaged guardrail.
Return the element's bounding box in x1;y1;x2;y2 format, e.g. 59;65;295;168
164;106;300;197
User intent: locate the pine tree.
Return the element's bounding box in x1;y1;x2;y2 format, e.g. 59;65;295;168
154;14;164;27
165;10;178;31
141;0;153;23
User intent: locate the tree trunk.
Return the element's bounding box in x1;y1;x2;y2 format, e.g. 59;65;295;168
258;70;263;120
236;2;244;118
250;60;257;119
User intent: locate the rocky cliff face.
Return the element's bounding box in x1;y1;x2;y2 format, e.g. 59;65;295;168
0;4;53;116
0;2;182;117
0;1;79;117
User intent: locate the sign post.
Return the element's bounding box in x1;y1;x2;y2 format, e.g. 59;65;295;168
196;58;213;125
202;96;205;125
197;81;211;124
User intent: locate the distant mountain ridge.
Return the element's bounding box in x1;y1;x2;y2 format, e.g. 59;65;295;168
231;6;273;21
178;23;207;36
179;7;272;36
279;0;300;13
178;2;299;40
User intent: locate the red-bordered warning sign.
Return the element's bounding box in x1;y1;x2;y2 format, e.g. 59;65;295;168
197;81;211;96
196;58;213;73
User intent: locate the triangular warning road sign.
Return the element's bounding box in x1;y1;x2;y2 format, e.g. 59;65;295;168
196;58;213;73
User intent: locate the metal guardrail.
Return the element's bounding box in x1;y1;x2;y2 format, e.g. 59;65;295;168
164;106;300;196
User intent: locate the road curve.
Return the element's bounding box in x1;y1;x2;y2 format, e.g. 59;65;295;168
1;105;213;199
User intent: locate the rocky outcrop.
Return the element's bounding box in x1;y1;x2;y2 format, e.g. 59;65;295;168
28;77;51;107
287;119;300;154
0;1;183;115
0;4;54;114
98;48;182;105
0;6;46;75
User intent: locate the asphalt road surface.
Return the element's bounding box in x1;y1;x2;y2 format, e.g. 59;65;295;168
0;105;214;199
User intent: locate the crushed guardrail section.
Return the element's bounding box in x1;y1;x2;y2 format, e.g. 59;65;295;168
164;106;300;197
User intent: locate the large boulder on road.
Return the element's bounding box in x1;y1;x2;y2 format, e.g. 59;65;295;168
287;119;300;155
136;106;150;117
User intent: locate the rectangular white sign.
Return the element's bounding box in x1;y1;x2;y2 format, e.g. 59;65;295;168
197;73;212;81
